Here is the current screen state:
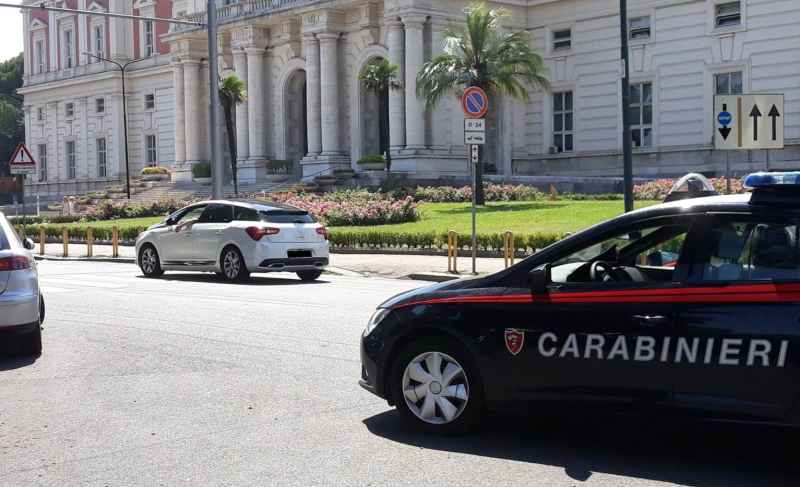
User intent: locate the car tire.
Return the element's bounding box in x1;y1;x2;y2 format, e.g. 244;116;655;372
39;295;45;325
220;246;249;282
297;270;323;282
390;336;483;435
139;244;164;277
13;325;42;357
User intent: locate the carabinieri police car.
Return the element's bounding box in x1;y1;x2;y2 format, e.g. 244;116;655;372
360;172;800;433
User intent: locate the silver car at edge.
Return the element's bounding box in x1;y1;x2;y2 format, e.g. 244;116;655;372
0;211;44;356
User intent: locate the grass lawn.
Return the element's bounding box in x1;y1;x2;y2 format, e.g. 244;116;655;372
61;216;163;230
332;200;659;235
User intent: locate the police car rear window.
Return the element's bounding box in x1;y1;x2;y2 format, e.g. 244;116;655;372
260;211;316;224
704;222;800;281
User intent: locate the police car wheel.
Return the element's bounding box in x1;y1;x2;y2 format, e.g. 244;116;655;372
391;337;483;434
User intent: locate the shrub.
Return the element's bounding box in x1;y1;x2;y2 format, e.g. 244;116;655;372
391;183;543;203
84;198;186;221
270;190;420;227
141;166;170;175
357;154;386;165
327;229;563;252
192;162;211;179
634;177;746;201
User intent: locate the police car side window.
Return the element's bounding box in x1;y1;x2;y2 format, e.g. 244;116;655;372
702;221;800;282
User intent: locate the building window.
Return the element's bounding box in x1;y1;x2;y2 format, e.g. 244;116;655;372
66;141;76;179
63;29;74;68
95;98;105;113
97;138;107;178
553;29;572;51
144;93;155;110
715;71;743;95
629;16;651;40
715;2;741;28
35;39;45;73
630;82;653;148
145;134;157;166
37;144;47;182
553;91;574;153
65;102;74;118
143;20;154;57
36;107;44;121
93;25;104;60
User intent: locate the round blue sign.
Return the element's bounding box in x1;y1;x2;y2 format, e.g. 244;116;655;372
718;111;732;126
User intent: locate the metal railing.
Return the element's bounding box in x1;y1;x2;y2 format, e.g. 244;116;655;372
174;0;321;32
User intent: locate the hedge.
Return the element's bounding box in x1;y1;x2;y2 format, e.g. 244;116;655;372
17;224;563;252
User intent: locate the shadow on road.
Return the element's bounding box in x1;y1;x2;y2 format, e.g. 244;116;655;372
0;355;37;371
136;274;330;286
363;410;799;486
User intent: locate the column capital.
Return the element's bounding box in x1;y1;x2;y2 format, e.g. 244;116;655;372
181;58;201;67
402;14;427;29
244;46;266;56
386;19;405;30
302;33;318;44
316;32;341;42
231;25;269;50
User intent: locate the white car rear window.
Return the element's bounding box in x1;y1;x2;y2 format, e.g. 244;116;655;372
0;214;17;250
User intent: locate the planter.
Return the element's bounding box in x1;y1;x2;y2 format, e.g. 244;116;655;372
141;174;170;182
357;161;387;171
314;176;337;188
193;177;212;185
264;174;290;183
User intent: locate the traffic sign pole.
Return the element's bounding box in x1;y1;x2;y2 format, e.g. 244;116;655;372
462;87;488;276
471;145;477;275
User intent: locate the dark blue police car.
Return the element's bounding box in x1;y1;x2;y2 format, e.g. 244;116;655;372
360;172;800;433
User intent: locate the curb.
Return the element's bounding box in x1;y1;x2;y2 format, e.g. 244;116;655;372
405;272;462;283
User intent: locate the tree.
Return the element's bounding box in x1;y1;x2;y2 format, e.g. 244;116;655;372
358;58;401;170
0;53;24;177
416;3;549;205
219;74;247;196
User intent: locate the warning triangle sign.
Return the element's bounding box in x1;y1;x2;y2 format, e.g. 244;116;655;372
8;144;37;174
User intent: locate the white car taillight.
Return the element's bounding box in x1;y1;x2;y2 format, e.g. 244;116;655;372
246;227;281;241
0;255;30;271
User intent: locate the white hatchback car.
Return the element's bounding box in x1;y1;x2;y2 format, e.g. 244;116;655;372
0;211;43;356
136;200;330;281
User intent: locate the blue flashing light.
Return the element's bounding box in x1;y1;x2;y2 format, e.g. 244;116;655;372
743;172;800;190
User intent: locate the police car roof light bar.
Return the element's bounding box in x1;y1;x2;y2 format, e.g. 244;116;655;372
743;172;800;190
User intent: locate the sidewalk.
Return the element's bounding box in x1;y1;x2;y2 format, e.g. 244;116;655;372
34;243;512;280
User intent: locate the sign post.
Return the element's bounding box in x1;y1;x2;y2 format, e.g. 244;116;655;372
8;144;36;215
462;87;489;275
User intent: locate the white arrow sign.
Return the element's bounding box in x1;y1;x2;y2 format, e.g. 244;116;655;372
715;94;784;150
465;132;486;145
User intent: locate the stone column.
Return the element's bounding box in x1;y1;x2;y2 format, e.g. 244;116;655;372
303;34;322;157
77;0;87;65
22;9;31;80
172;60;186;167
232;48;249;161
182;59;201;163
403;16;426;150
246;46;266;160
318;33;341;155
48;10;57;70
387;20;405;151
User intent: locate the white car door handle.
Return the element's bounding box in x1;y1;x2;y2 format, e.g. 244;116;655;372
215;230;224;235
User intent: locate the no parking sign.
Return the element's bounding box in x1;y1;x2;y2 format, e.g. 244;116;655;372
462;87;489;119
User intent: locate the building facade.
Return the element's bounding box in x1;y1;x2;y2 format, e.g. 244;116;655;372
19;0;800;197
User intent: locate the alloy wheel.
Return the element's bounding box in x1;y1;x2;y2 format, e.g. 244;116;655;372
402;351;469;425
141;247;157;274
223;249;241;280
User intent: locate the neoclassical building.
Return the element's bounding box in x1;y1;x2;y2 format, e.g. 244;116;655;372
18;0;800;197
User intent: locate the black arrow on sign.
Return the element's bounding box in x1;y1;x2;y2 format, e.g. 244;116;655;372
750;104;762;141
768;104;781;141
719;127;732;140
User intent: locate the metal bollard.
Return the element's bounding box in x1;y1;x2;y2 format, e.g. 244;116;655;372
503;231;515;268
447;231;458;273
112;227;119;258
62;228;69;257
86;228;94;258
39;227;45;255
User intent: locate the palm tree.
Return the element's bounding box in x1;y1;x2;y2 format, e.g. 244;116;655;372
416;3;549;204
358;58;401;170
219;74;247;196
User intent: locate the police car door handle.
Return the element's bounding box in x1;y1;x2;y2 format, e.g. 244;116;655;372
633;315;670;326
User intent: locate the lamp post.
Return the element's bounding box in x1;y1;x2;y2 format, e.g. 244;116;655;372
83;53;147;199
620;0;634;212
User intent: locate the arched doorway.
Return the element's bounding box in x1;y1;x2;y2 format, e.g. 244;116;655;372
359;57;391;159
284;69;308;177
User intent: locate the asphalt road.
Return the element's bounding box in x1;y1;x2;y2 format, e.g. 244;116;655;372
1;261;799;486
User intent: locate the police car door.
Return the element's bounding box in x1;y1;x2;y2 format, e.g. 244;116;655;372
508;215;699;409
674;213;800;420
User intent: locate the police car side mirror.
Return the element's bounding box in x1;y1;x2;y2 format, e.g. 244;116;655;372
165;217;176;226
529;264;552;295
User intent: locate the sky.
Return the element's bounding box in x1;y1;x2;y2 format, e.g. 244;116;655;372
0;1;24;63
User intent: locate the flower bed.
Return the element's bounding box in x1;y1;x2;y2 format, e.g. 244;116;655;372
391;183;544;203
269;190;420;227
634;177;744;201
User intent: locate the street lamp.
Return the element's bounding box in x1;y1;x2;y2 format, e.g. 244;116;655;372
83;52;147;199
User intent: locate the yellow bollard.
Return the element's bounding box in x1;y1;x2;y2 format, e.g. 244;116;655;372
112;227;119;258
39;227;45;256
503;231;515;268
62;228;69;257
86;228;93;258
447;231;458;273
